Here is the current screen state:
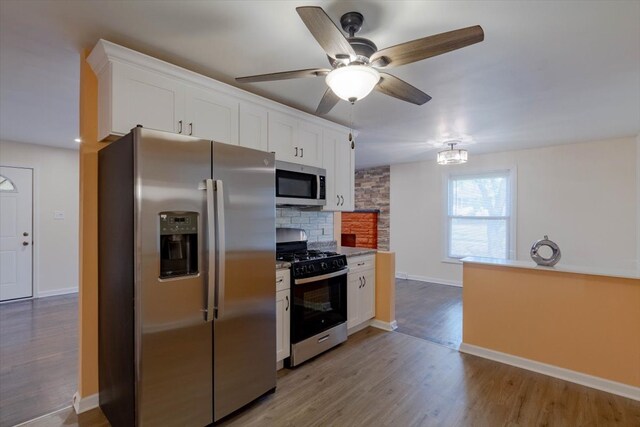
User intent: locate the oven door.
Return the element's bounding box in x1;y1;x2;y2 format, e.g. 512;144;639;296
291;269;348;344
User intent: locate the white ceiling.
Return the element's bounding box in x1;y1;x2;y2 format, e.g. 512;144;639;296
1;0;638;168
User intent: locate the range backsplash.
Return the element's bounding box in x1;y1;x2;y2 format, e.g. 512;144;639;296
276;207;334;243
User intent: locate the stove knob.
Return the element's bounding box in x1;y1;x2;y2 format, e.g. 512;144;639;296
308;264;315;273
332;260;339;268
301;265;308;273
337;259;345;267
321;262;328;270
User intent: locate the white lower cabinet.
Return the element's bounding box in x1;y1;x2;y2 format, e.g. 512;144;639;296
276;269;291;363
346;255;376;332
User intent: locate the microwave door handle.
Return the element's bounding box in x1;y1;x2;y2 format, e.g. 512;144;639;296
205;179;216;322
215;179;226;320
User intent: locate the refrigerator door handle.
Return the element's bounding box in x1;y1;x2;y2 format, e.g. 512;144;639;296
215;179;226;319
205;179;216;322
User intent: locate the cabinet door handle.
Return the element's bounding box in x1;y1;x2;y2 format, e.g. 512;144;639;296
357;262;365;266
178;120;183;134
300;147;304;158
295;147;298;157
188;122;193;136
276;277;283;284
359;277;363;288
336;195;340;206
285;295;289;311
363;277;366;287
340;195;344;206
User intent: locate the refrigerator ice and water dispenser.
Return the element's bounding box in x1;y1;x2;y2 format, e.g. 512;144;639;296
159;212;198;278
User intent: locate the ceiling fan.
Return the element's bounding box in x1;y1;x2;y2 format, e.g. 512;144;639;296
236;6;484;115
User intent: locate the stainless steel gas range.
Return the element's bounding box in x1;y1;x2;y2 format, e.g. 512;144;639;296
276;228;348;367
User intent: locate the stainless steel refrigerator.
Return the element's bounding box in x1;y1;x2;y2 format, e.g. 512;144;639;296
98;127;276;426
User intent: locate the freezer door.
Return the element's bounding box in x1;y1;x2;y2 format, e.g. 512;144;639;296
135;128;213;426
212;142;276;421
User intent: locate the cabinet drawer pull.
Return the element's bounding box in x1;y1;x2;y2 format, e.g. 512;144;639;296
357;262;365;266
318;334;330;343
178;120;183;134
276;277;283;284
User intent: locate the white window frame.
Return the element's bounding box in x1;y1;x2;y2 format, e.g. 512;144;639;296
442;168;517;263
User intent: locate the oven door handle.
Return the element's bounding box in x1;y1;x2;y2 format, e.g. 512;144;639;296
294;267;349;285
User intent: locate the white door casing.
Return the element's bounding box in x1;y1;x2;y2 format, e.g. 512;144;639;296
0;166;33;301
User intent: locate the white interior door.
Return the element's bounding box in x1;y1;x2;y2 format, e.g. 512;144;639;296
0;167;33;301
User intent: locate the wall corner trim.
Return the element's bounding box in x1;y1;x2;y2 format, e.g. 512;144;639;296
72;391;99;414
370;319;398;332
459;343;640;401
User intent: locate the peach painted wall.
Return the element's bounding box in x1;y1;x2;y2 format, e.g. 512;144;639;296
463;263;640;387
375;251;396;325
77;50;109;398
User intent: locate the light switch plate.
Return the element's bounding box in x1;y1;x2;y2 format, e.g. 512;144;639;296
54;210;65;220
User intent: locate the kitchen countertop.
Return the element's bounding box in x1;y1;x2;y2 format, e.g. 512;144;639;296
338;246;377;258
461;256;640;280
276;262;291;270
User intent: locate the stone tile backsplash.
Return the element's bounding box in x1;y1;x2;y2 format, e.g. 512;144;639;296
276;208;334;242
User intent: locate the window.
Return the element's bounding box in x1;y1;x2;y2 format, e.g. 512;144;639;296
446;170;515;260
0;175;16;192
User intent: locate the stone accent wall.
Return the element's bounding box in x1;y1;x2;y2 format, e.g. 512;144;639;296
276;207;334;242
354;166;390;250
341;212;378;249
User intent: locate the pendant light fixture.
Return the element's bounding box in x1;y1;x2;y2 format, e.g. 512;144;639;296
437;142;468;165
325;65;380;103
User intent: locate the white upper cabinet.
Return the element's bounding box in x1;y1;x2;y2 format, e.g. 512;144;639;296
323;129;354;211
108;62;185;139
238;101;268;151
184;86;238;144
268;111;322;167
297;121;323;167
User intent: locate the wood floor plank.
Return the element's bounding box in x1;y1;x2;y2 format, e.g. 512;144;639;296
14;326;640;426
395;279;462;348
0;294;78;427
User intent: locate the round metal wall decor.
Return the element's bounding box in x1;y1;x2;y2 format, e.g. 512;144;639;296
530;235;561;266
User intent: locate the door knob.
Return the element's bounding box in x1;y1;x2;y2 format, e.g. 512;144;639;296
22;241;29;246
23;232;29;236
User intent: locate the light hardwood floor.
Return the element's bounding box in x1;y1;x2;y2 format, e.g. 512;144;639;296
395;279;462;349
22;327;640;426
0;294;78;427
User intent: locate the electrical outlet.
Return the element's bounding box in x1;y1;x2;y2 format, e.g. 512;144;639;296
54;211;65;220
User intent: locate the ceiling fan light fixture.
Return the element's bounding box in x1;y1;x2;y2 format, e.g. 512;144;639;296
325;65;380;103
437;142;468;165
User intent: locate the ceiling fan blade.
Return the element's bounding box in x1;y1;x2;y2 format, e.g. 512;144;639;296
370;25;484;68
375;73;432;105
236;68;330;83
296;6;356;59
316;87;340;115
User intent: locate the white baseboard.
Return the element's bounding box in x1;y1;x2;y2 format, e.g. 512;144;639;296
459;343;640;401
370;319;398;332
395;273;462;288
73;391;99;414
38;287;78;298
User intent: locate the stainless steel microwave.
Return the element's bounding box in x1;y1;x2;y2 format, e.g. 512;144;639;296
275;161;326;206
